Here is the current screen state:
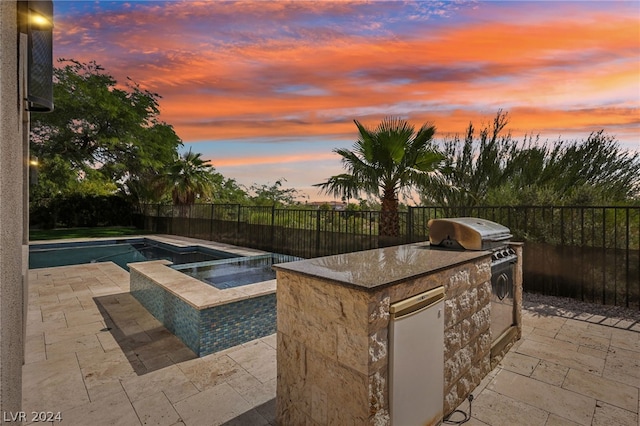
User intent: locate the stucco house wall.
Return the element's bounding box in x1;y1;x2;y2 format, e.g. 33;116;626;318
0;1;28;413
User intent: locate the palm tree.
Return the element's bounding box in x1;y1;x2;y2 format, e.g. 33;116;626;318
315;117;444;241
167;149;216;205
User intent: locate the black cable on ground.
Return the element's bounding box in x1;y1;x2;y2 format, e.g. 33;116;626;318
443;394;473;425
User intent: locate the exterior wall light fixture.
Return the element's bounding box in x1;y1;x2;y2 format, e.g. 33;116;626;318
21;1;54;112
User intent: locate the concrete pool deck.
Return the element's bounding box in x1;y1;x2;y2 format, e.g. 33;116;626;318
24;245;639;425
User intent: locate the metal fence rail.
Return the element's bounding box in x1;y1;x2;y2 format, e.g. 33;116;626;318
139;204;639;310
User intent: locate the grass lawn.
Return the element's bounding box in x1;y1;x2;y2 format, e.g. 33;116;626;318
29;226;150;241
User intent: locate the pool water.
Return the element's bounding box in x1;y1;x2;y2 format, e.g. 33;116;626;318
29;239;238;270
172;253;301;289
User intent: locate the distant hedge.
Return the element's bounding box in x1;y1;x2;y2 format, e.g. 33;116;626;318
30;195;135;229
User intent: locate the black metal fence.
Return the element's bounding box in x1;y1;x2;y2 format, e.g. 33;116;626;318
138;204;407;258
138;204;639;310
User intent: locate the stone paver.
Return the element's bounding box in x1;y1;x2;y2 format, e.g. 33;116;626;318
173;382;253;426
132;391;182;426
591;401;639;426
488;369;596;426
562;368;638;412
22;355;89;414
516;339;605;376
58;390;140;426
23;247;640;425
530;360;569;387
471;388;549;426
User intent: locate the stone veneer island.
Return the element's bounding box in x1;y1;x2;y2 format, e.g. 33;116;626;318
273;241;522;425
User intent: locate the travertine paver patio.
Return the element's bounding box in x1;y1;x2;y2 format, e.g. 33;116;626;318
24;261;639;425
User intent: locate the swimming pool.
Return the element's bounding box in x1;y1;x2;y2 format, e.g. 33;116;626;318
29;238;238;270
171;253;301;289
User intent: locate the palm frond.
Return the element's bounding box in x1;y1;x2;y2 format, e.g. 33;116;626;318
314;173;363;200
317;116;444;205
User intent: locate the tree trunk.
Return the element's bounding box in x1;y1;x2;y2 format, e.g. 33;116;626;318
379;187;399;238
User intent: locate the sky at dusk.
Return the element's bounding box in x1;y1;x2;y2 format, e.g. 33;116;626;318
52;0;640;202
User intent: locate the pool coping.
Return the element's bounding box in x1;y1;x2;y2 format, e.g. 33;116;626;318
129;259;276;310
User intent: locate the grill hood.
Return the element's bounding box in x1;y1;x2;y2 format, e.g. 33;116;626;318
428;217;512;250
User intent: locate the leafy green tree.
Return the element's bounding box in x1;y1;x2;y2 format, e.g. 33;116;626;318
209;175;249;204
425;111;640;207
30;59;181;200
499;130;640;204
167;149;217;205
249;178;305;206
315;117;444;239
423;110;514;207
127;155;249;206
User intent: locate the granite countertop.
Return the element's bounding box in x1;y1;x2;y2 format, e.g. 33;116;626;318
273;242;491;290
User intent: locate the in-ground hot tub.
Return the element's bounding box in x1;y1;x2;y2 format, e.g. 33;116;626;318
130;252;300;356
171;253;300;289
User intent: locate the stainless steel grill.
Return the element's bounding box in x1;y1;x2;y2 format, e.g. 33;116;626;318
427;217;512;251
428;217;517;340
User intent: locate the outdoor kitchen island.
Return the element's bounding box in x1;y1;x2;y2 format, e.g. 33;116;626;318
274;240;523;425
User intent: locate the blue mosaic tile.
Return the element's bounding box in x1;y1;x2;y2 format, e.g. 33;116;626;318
199;294;276;355
131;269;277;357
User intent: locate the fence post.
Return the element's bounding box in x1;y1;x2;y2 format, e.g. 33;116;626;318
155;204;160;233
601;207;606;305
407;206;413;243
210;203;215;241
624;207;630;308
315;210;321;256
271;205;276;251
236;204;241;245
188;204;192;237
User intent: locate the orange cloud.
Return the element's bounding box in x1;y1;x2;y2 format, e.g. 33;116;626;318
209;152;338;168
